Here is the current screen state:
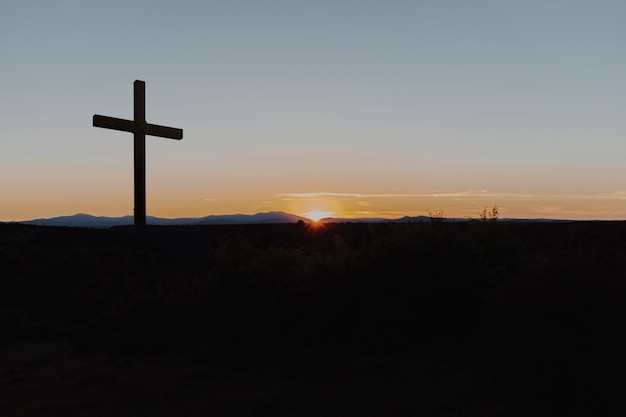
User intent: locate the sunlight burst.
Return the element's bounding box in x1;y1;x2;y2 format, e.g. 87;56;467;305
304;210;334;221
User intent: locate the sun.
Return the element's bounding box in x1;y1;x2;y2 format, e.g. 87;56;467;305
303;210;334;222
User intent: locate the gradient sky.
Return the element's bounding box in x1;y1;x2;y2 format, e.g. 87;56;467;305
2;0;626;221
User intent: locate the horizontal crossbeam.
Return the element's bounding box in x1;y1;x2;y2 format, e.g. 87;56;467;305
93;114;135;132
144;123;183;140
93;115;183;140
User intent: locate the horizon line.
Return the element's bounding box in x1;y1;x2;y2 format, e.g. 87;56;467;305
4;211;626;224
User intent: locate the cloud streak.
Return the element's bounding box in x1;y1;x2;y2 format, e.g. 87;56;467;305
277;190;626;201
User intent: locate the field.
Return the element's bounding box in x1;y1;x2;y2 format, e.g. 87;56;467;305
1;221;626;416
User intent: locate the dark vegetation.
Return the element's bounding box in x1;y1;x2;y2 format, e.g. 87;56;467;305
1;221;626;416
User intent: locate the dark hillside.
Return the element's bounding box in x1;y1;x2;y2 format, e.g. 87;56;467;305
1;221;626;416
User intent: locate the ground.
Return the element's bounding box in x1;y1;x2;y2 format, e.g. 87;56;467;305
1;222;625;416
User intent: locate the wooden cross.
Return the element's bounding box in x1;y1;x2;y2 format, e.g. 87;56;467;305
93;80;183;227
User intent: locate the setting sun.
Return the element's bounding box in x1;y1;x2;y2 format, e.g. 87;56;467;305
303;210;334;221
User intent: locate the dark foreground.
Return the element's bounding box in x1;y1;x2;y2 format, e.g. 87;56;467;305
2;221;626;416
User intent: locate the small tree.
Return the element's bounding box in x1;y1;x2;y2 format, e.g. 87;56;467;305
490;205;499;221
428;210;446;222
480;205;499;221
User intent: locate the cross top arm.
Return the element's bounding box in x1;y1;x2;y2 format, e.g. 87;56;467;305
92;115;183;140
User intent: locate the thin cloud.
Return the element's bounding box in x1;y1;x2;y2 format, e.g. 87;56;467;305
277;191;523;199
278;191;626;201
278;192;425;198
602;191;626;200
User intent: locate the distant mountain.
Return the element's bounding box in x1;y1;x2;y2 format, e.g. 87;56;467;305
194;212;308;225
323;216;462;223
24;213;136;228
322;216;572;224
389;215;432;223
321;217;388;223
18;212;575;228
21;212;309;228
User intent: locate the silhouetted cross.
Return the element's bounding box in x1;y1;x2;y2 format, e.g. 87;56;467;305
93;80;183;227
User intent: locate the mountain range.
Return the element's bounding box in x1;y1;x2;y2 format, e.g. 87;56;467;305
6;212;572;228
13;212;443;227
17;212;308;228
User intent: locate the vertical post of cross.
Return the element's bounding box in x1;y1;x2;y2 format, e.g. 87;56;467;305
134;80;146;228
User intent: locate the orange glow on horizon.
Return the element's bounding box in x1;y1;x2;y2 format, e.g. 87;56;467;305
303;210;334;221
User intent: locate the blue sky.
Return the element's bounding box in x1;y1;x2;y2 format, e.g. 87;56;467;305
2;0;626;220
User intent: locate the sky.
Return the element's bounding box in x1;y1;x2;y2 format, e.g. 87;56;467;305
2;0;626;221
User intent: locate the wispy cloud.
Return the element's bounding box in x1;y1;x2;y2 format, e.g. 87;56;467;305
278;191;626;201
279;191;520;199
603;191;626;200
278;192;425;198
